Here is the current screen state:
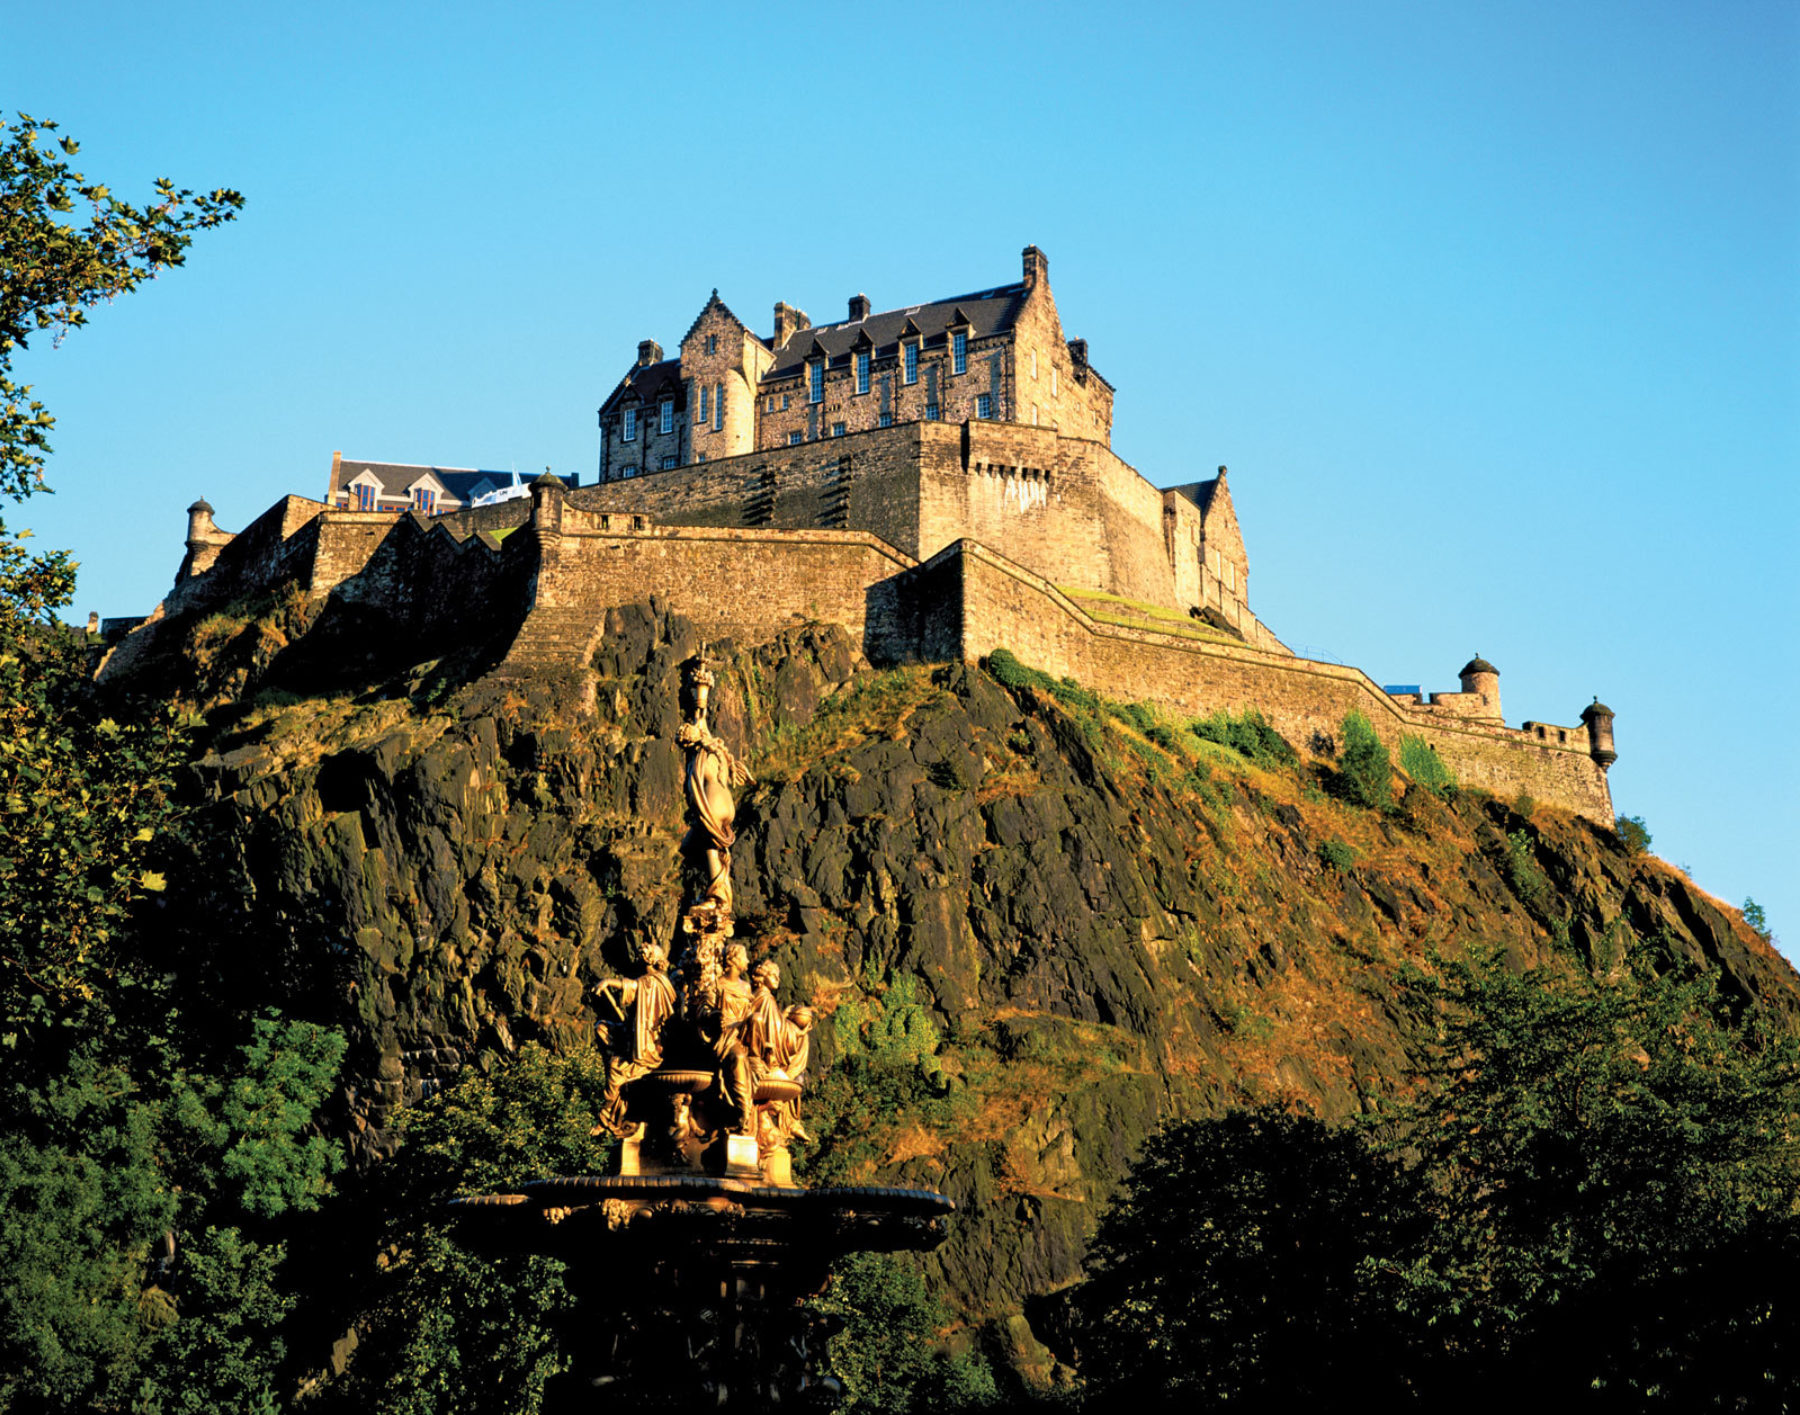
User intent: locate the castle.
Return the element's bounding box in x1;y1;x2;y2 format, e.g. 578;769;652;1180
99;246;1618;820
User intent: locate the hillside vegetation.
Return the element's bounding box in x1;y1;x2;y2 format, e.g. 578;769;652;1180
96;596;1799;1400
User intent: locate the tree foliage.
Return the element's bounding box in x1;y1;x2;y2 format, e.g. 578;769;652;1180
811;1254;997;1414
1073;950;1800;1411
1;112;241;500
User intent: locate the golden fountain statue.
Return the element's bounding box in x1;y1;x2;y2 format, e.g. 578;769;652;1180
448;650;952;1411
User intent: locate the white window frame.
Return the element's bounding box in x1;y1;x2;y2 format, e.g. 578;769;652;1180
788;430;804;446
622;407;638;442
659;399;673;434
878;411;894;427
831;421;846;438
904;341;919;384
855;350;870;394
975;394;992;419
809;362;825;404
952;330;967;374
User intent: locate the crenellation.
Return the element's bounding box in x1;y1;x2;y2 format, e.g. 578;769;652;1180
99;248;1618;823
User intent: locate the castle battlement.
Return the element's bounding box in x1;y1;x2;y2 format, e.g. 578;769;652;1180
97;250;1617;822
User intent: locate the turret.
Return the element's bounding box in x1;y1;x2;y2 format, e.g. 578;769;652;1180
180;496;232;579
1458;654;1502;722
1582;698;1617;768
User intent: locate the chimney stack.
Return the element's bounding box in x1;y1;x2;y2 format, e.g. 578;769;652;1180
773;301;811;348
637;340;663;367
1068;338;1088;367
848;293;871;322
1022;244;1048;290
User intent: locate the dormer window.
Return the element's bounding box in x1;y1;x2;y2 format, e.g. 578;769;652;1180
414;487;437;514
355;483;378;511
622;407;638;442
952;330;967;375
659;398;674;434
809;361;824;404
904;341;919;384
855;350;870;395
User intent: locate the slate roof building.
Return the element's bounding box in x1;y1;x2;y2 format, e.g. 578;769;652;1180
324;456;574;515
595;246;1113;482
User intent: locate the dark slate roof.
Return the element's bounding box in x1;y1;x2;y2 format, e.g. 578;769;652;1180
1583;698;1615;718
764;283;1028;378
598;359;687;418
1164;477;1224;515
334;460;523;504
1461;656;1500;677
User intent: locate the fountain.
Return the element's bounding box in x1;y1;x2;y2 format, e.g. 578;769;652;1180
449;654;954;1410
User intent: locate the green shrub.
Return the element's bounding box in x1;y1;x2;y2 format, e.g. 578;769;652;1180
1190;709;1298;771
1334;711;1392;810
1398;735;1454;793
1502;828;1551;911
1615;814;1652;857
1513;792;1537;821
1318;838;1357;872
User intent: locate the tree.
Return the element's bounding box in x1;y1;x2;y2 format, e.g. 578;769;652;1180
1070;1106;1423;1412
0;114;344;1415
1;112;241;499
1390;950;1800;1407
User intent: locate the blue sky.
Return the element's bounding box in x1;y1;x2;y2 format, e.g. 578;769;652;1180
6;1;1796;957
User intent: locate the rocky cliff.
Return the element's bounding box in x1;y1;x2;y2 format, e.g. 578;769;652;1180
115;592;1799;1383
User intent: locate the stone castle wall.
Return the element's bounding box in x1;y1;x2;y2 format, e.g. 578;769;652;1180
937;540;1614;820
105;473;1612;824
570;420;1283;651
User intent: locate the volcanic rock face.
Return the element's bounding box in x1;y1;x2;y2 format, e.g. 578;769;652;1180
154;601;1796;1375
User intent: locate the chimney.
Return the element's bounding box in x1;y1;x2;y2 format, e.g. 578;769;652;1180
1068;338;1088;367
773;301;811;348
1022;244;1048;290
329;449;342;499
637;339;663;367
848;293;871;322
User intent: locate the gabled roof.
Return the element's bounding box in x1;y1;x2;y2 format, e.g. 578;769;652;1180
333;460;536;504
1165;475;1228;517
678;289;750;351
764;282;1028;379
598;359;687;418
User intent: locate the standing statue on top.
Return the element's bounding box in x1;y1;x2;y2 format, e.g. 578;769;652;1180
676;656;753;916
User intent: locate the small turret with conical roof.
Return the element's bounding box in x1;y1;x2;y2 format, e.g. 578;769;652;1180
1581;697;1617;768
1458;654;1502;722
180;497;232;580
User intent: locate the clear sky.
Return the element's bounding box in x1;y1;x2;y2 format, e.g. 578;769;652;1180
6;1;1796;957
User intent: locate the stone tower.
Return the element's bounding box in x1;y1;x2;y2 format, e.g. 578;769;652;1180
1459;654;1502;723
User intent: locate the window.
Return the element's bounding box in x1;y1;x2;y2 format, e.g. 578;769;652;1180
713;382;725;431
1030;350;1038;380
705;334;718;355
1051;367;1059;398
355;483;378;511
809;361;824;403
855;350;870;394
788;431;803;446
831;421;846;437
767;395;777;413
697;384;709;427
661;454;678;469
952;330;967;374
782;393;790;411
975;393;992;419
697;452;707;463
413;487;436;514
622;407;638;442
904;341;919;384
925;402;940;420
1031;404;1039;425
659;399;673;434
879;411;894;428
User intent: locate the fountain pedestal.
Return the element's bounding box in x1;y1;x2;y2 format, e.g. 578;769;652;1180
449;1177;953;1412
